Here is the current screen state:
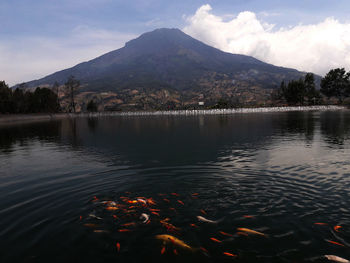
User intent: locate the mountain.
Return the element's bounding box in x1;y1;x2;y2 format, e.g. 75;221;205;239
23;28;304;92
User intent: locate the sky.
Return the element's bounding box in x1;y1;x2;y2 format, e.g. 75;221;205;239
1;0;350;86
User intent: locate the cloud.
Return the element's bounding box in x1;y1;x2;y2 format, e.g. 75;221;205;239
1;27;135;86
183;4;350;76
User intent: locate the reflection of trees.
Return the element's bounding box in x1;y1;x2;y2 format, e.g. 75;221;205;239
0;121;61;154
87;118;98;133
320;111;350;146
273;111;315;145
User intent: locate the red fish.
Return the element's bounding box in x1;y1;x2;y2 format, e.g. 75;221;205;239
113;215;118;219
190;223;199;228
122;222;136;227
200;209;207;215
149;208;161;212
171;193;179;197
192;193;199;196
106;206;118;211
79;216;82;220
220;231;233;237
326;240;345;247
200;247;208;253
161;246;166;254
210;237;222;243
177;200;184;205
334;225;342;232
314;222;328;226
243;215;254;219
173;249;178;255
151;212;160;216
118;229;131;232
223;252;237;257
116;242;120;252
163;198;170;203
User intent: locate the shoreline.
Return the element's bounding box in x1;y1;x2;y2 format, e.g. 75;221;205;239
0;105;346;124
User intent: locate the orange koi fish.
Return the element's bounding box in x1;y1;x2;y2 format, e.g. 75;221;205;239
192;193;199;196
106;206;118;211
326;240;345;247
171;193;179;197
210;237;222;243
237;228;266;237
116;242;120;252
177;200;184;205
113;215;118;219
200;209;207;215
147;198;157;205
151;211;160;216
149;208;161;212
155;235;193;250
220;231;233;237
223;252;237;257
190;223;199;228
163;198;170;203
334;225;342;232
200;247;208;253
173;249;178;255
314;222;328;226
118;229;131;232
79;216;82;220
243;215;254;219
93;230;109;233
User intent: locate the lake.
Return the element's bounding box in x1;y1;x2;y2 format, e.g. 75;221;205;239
1;110;350;263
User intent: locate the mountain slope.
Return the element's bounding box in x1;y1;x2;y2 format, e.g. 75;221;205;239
23;28;305;92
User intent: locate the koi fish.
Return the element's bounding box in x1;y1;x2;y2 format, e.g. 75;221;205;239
79;216;82;220
243;215;254;219
106;206;118;211
210;237;222;243
177;200;184;205
89;214;102;220
147;198;157;205
200;247;208;253
140;213;150;223
325;255;349;263
190;223;199;228
237;232;249;236
151;211;160;216
200;209;207;215
137;198;147;205
219;231;233;237
149;208;160;212
197;216;222;224
93;230;109;233
118;229;131;232
116;242;120;252
326;240;345;247
173;249;178;255
192;193;199;196
334;226;342;232
237;228;266;237
113;215;118;219
314;222;328;226
163;198;170;203
161;246;166;254
122;222;136;227
155;234;193;250
223;252;237;257
171;193;179;197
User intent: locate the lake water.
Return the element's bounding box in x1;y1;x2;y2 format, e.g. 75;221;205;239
1;110;350;263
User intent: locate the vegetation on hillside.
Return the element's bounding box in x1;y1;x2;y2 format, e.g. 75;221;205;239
0;81;60;114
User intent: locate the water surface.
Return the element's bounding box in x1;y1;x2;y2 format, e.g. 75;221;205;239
1;110;350;263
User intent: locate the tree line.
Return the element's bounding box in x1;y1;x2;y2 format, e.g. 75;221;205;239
0;81;60;113
273;68;350;105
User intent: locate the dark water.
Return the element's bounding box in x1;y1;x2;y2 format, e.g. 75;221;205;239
1;111;350;263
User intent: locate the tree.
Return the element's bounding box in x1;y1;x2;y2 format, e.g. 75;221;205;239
0;81;12;113
281;78;305;105
53;81;60;108
321;68;350;103
65;76;80;113
87;100;98;112
304;73;317;105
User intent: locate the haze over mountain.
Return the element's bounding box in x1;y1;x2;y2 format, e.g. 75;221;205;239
22;28;306;92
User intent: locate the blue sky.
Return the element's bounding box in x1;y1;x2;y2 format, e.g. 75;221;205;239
1;0;350;85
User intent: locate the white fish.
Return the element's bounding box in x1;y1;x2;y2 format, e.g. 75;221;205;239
89;213;102;220
140;213;150;223
197;216;222;224
325;255;349;263
137;198;147;205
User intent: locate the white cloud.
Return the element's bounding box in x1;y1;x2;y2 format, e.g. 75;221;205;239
183;4;350;75
1;27;135;86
